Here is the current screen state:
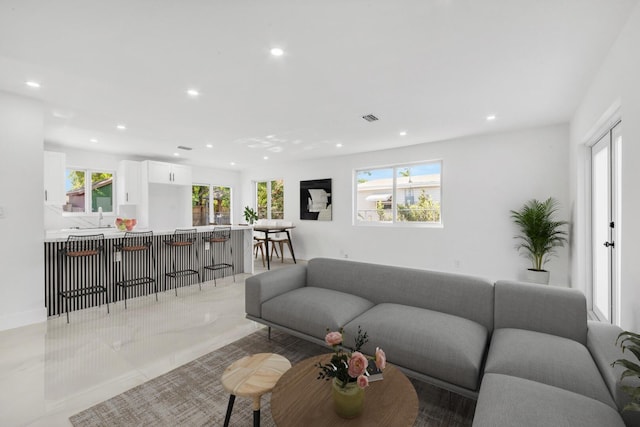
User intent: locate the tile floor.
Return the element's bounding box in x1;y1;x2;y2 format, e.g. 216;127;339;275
0;259;297;427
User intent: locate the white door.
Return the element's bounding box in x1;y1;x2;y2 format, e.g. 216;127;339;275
591;121;621;324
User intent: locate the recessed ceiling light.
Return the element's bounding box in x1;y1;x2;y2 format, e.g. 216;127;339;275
263;156;269;160
230;162;236;166
399;131;407;136
173;152;180;157
486;115;496;121
336;143;343;148
270;47;284;57
116;124;126;130
90;138;98;143
25;81;41;89
266;134;275;139
206;144;213;148
186;89;200;97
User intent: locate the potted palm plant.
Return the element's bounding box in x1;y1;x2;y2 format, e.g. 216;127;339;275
510;197;568;284
612;330;640;412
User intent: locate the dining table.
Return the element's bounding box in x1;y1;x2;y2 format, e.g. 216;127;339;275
252;224;297;270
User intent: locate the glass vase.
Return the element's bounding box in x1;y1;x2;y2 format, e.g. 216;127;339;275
332;378;365;419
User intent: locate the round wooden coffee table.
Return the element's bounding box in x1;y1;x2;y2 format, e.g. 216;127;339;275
270;354;418;426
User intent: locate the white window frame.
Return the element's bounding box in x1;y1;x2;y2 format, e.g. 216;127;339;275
191;183;233;225
255;179;284;220
354;160;443;227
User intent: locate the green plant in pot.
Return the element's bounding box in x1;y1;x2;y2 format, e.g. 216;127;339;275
243;206;258;225
612;330;640;412
510;197;568;284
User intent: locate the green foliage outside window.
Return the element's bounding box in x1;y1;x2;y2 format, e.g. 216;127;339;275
256;179;284;219
397;191;441;222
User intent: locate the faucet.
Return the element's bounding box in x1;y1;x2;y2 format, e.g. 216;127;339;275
98;207;103;228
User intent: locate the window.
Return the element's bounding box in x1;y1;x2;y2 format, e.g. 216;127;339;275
256;179;284;219
192;184;232;226
355;161;441;225
192;185;210;226
64;169;114;214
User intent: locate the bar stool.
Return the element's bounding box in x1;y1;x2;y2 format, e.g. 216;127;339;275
57;234;109;323
202;227;235;285
114;231;157;309
164;228;201;295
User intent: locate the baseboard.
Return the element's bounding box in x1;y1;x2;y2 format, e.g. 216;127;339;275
0;307;47;332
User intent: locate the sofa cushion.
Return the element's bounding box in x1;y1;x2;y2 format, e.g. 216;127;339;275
260;287;374;341
484;328;616;408
473;373;625;427
343;303;489;391
494;280;587;345
306;258;495;332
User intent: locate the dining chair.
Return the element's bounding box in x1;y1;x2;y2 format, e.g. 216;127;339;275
269;220;294;263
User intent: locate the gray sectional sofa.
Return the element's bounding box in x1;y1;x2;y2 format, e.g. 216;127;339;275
245;258;640;426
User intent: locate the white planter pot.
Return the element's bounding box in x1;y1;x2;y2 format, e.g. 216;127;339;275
525;269;550;285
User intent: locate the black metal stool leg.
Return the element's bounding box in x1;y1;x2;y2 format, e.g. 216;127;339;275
253;409;260;427
223;394;235;427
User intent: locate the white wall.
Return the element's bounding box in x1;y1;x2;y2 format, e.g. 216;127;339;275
242;124;571;285
570;2;640;332
0;92;46;330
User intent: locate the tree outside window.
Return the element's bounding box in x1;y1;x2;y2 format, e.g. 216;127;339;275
256;179;284;219
192;184;232;226
192;185;210;226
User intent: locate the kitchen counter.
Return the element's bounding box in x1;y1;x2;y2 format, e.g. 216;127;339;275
44;224;252;242
43;226;254;317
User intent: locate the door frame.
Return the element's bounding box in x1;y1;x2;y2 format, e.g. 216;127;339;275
586;114;621;324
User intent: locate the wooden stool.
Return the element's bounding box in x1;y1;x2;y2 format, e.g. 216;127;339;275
221;353;291;427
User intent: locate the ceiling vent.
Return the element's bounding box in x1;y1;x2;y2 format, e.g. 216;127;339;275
362;114;379;122
177;145;193;151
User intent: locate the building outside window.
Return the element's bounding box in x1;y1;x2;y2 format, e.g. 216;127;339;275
355;161;441;225
64;169;114;214
256;179;284;219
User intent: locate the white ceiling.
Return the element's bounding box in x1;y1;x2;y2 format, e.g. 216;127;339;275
0;0;637;170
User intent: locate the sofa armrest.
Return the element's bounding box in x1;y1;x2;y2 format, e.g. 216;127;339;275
245;264;307;318
588;320;640;426
494;280;588;345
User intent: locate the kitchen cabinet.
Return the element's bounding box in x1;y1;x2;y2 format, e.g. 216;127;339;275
146;161;192;185
117;160;141;204
43;151;66;205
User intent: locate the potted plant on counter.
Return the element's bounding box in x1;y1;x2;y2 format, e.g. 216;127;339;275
510;197;568;284
243;206;258;225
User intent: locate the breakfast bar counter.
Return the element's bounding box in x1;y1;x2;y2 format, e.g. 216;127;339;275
43;226;254;317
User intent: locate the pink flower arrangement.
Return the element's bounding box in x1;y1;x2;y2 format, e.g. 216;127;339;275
316;327;386;389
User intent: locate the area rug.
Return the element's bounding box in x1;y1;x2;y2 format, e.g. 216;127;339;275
70;329;475;426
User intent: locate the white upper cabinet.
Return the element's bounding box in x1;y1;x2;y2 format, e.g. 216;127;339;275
43;151;66;205
146;161;192;185
169;163;192;185
117;160;141;204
